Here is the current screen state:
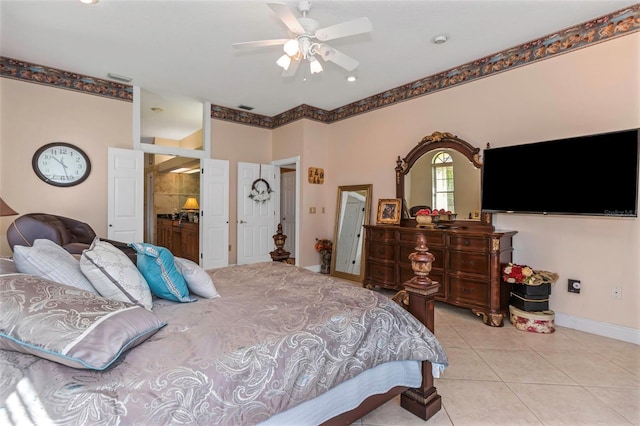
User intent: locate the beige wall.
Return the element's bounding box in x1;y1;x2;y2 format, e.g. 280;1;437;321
300;120;332;266
1;33;637;330
210;119;272;264
326;33;640;329
271;119;333;266
0;79;133;253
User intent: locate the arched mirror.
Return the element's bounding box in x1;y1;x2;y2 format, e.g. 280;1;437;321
331;184;372;282
396;131;493;228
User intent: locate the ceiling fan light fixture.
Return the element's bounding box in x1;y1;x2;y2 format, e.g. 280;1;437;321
283;39;300;56
309;57;323;74
276;54;292;70
236;1;373;78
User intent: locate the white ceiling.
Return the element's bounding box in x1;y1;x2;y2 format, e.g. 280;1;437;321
1;0;637;118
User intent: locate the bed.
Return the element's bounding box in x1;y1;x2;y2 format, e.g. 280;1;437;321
0;236;447;425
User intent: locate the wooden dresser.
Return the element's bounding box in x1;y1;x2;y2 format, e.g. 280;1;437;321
156;218;199;263
363;224;516;326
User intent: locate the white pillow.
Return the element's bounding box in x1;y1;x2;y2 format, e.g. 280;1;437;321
80;238;153;310
174;257;220;299
13;239;97;293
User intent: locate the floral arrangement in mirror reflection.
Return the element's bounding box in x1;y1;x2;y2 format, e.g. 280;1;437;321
315;238;333;274
415;208;456;223
415;208;452;216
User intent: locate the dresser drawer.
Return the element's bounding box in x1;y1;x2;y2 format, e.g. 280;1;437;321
399;245;444;269
399;229;444;247
368;227;396;242
448;235;489;252
368;262;395;285
448;251;490;276
369;243;395;261
449;277;489;307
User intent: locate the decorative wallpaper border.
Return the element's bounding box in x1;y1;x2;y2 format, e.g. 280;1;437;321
1;5;638;129
0;58;134;100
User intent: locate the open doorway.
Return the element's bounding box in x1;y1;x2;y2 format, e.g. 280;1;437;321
144;153;201;263
273;156;300;265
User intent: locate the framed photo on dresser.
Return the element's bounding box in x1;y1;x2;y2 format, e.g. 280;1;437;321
376;198;401;225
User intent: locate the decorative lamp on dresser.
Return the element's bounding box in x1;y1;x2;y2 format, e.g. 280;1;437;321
363;132;517;327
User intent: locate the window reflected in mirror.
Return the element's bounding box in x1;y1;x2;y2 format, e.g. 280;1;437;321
405;149;480;220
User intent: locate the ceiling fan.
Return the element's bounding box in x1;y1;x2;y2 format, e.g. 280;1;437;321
233;1;372;77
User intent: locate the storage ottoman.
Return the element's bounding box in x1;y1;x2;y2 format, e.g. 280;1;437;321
510;291;549;311
509;305;555;333
511;282;551;296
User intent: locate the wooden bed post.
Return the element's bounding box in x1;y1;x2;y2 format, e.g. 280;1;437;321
400;234;442;420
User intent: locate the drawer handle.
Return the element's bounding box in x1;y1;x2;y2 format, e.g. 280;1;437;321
377;247;385;254
464;239;470;246
376;270;384;276
462;288;472;294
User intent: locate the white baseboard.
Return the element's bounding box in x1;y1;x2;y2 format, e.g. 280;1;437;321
554;312;640;345
306;264;321;273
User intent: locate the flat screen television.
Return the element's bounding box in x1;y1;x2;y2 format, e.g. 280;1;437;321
481;129;639;217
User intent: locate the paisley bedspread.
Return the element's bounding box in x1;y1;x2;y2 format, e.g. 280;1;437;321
0;261;447;425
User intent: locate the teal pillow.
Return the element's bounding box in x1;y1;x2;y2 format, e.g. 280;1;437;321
129;243;194;303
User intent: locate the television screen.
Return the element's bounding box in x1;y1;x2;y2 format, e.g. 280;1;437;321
481;129;639;217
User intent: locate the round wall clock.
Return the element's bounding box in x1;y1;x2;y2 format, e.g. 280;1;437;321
32;142;91;187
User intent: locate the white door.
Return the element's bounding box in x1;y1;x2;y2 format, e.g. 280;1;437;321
280;171;296;255
200;158;229;269
108;148;143;242
237;162;279;265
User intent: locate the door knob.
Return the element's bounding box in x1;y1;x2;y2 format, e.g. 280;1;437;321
239;220;246;224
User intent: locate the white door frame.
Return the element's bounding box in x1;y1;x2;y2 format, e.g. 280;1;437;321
272;156;300;265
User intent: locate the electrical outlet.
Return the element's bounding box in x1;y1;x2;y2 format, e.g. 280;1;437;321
309;207;316;214
568;279;581;294
612;286;622;299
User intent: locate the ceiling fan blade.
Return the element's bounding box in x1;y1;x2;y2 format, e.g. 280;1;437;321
233;39;289;49
268;2;305;35
318;46;359;71
315;17;372;41
281;58;301;77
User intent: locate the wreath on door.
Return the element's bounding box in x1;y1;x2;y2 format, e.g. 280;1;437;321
249;178;274;203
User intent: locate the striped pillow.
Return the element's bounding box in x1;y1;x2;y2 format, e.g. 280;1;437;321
13;238;96;293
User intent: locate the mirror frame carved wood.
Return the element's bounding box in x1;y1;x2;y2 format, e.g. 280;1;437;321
396;131;493;228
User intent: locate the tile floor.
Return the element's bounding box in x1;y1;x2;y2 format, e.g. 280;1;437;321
355;302;640;426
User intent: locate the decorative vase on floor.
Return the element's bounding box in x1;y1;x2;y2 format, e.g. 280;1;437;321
320;251;331;274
